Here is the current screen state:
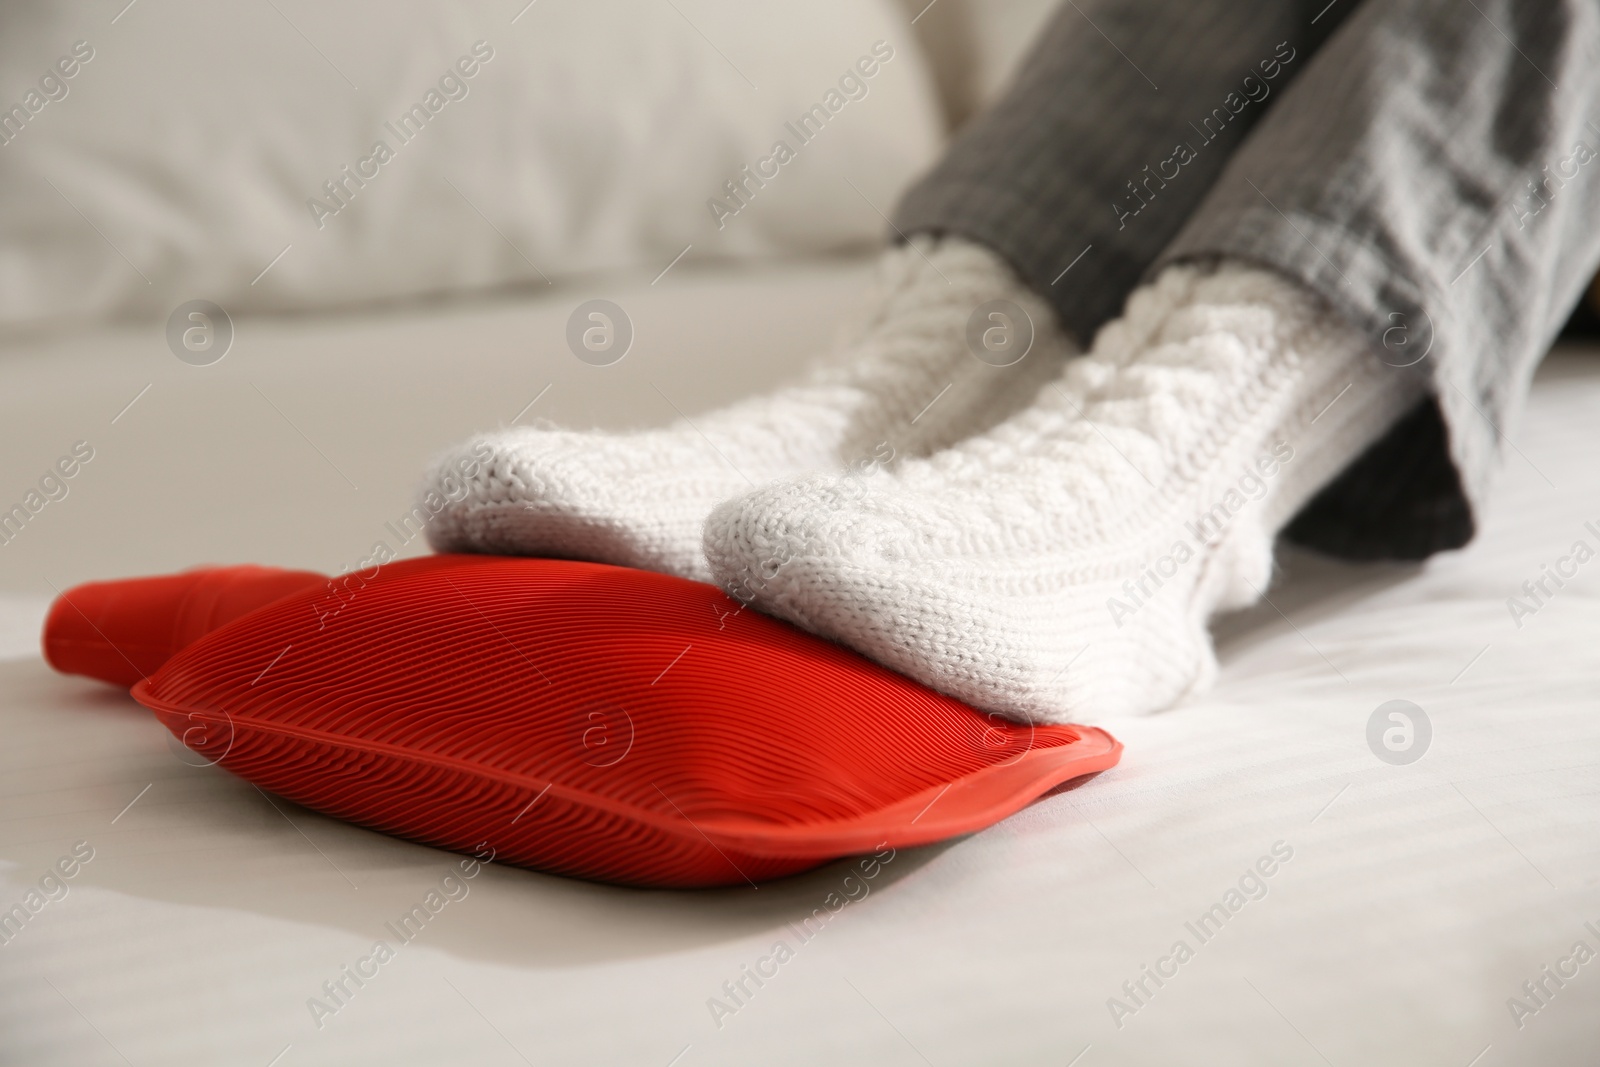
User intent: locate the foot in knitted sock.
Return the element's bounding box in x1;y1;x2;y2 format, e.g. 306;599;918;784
420;238;1073;582
703;263;1425;721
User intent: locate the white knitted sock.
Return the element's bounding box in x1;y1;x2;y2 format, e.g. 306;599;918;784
702;262;1426;722
421;237;1074;581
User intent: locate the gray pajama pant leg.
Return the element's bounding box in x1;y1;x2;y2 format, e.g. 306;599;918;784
1153;0;1600;559
896;0;1600;560
894;0;1341;344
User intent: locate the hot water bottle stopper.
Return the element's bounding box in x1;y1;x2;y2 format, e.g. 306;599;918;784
43;564;327;687
44;555;1120;887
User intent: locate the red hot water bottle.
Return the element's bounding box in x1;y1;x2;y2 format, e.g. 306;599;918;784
46;556;1120;887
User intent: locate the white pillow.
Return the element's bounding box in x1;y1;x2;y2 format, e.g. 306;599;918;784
0;0;943;330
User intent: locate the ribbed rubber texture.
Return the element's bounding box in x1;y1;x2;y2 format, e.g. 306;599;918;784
132;556;1120;887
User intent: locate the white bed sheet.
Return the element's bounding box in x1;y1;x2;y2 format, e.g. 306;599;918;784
1;260;1596;1066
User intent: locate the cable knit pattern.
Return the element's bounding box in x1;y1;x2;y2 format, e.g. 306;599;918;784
703;263;1424;722
420;237;1073;581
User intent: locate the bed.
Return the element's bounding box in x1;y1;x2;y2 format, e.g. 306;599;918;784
1;256;1596;1065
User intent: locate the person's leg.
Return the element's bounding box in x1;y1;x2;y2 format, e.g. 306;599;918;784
704;0;1600;721
1153;0;1600;560
893;0;1345;348
420;0;1343;582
